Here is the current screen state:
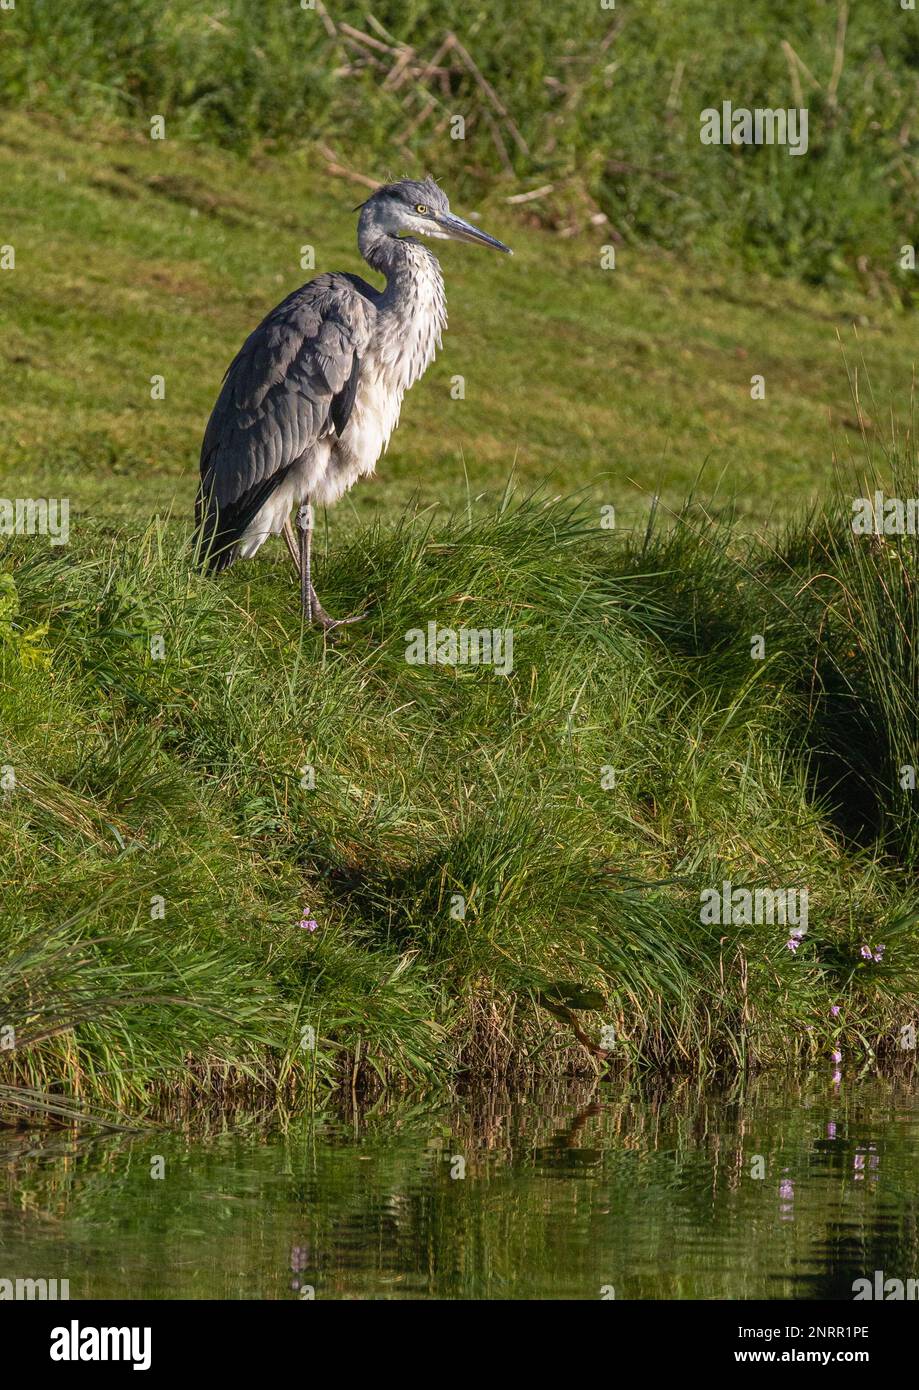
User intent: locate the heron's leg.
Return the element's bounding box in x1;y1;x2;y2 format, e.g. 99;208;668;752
297;498;313;623
296;498;366;632
282;518;301;577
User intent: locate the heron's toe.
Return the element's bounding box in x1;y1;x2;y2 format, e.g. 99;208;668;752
308;589;367;635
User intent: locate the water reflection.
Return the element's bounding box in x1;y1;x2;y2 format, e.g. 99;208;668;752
1;1070;917;1300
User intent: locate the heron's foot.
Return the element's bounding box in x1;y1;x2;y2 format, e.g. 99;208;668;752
307;584;366;634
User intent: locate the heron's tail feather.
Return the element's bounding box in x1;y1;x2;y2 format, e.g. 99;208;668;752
194;483;239;573
195;463;295;574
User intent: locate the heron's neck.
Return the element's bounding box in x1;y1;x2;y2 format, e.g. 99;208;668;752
360;225;441;290
359;228;447;388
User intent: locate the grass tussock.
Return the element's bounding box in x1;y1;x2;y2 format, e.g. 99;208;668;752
2;448;918;1120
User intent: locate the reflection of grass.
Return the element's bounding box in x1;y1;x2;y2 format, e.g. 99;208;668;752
3;1074;918;1299
1;457;917;1115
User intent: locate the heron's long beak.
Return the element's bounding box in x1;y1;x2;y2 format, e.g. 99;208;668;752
437;212;513;254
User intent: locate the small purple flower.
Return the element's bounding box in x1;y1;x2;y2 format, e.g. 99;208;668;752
779;1179;794;1201
827;1122;837;1138
831;1049;842;1063
786;937;800;953
874;945;885;962
830;1005;840;1018
860;945;873;960
298;914;319;932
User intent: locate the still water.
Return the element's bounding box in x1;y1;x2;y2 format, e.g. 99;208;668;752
2;1070;917;1300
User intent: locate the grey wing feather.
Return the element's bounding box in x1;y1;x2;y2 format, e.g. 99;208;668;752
196;274;374;570
330;353;361;437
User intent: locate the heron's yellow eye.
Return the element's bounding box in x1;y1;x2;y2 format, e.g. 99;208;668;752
415;203;429;215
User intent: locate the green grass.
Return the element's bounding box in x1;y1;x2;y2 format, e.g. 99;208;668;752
1;112;918;1121
3;0;919;289
2;111;919;536
2;461;918;1117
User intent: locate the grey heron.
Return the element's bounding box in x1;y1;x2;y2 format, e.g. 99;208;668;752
196;177;512;630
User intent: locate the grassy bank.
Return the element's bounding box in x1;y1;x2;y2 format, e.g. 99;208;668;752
2;83;918;1119
2;447;918;1119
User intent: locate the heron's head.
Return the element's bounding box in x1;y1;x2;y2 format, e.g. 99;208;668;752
357;177;512;254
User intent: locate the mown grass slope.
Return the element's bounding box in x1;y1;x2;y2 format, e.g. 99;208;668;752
1;112;917;533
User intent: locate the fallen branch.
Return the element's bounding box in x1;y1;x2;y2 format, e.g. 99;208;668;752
316;145;380;192
506;183;555;204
